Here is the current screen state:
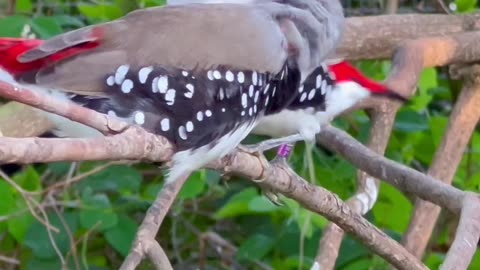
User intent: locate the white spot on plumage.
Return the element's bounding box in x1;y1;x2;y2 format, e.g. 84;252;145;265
237;72;245;83
213;70;221;79
219;88;225;100
225;70;234;82
186;121;194;132
222;108;226;112
138;66;153;84
264;83;270;94
207;70;214;80
178;126;187;140
248;107;253;116
253;104;257;113
161;118;170;131
298;85;304;93
197;111;204;121
252;71;258;85
241;111;245;116
241;93;248;108
134;111;145;125
165;89;176;105
321;80;328;94
185;83;194;98
300;92;307;102
265;96;269;106
272;86;277;97
121;79;133;93
205;110;212;117
254;91;259;103
248;85;254;97
182;71;189;77
151;77;159;93
115;65;129;84
106;75;114;86
157;76;169;94
316;74;322;88
308;89;316;100
107;110;117;117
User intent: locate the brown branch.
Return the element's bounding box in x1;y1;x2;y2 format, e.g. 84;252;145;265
210;154;428;270
401;65;480;258
336;13;480;60
119;176;188;270
0;81;128;135
318;125;466;213
315;31;480;269
441;194;480;270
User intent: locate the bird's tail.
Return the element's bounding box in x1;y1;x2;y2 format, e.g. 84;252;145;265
0;38;45;76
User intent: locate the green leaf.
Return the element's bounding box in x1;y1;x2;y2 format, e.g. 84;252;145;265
178;171;206;200
214;188;258;219
80;191;118;231
394;110;429;132
235;234;274;262
248;196;278;213
372;182;412;233
47;162;72;177
16;0;32;13
24;212;78;259
104;215;138;256
51;15;86;29
30;17;64;39
140;0;167;8
0;181;15;216
7;199;34;242
12;166;41;192
0;15;30;37
77;4;123;23
429;116;448;148
77;165;142;194
409;68;437;112
455;0;478;12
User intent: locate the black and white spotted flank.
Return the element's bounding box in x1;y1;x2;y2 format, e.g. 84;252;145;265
288;64;335;111
70;63;301;152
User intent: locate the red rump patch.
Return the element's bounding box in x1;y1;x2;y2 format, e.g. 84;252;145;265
328;61;388;94
0;36;100;77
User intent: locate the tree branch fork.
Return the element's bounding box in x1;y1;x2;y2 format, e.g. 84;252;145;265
1;14;480;270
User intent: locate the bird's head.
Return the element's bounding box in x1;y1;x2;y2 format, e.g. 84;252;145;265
323;61;407;116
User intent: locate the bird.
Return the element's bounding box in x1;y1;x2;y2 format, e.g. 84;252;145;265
0;0;346;185
251;59;407;156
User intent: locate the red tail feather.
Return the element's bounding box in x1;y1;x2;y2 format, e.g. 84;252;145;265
0;37;99;77
0;38;45;76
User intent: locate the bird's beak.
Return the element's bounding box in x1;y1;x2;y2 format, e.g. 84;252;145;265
373;89;408;103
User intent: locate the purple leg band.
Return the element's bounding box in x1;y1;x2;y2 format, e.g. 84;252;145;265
277;144;292;158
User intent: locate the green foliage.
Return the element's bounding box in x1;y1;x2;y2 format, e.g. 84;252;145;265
0;1;479;269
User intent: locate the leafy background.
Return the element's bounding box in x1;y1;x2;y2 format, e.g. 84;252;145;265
0;0;479;269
